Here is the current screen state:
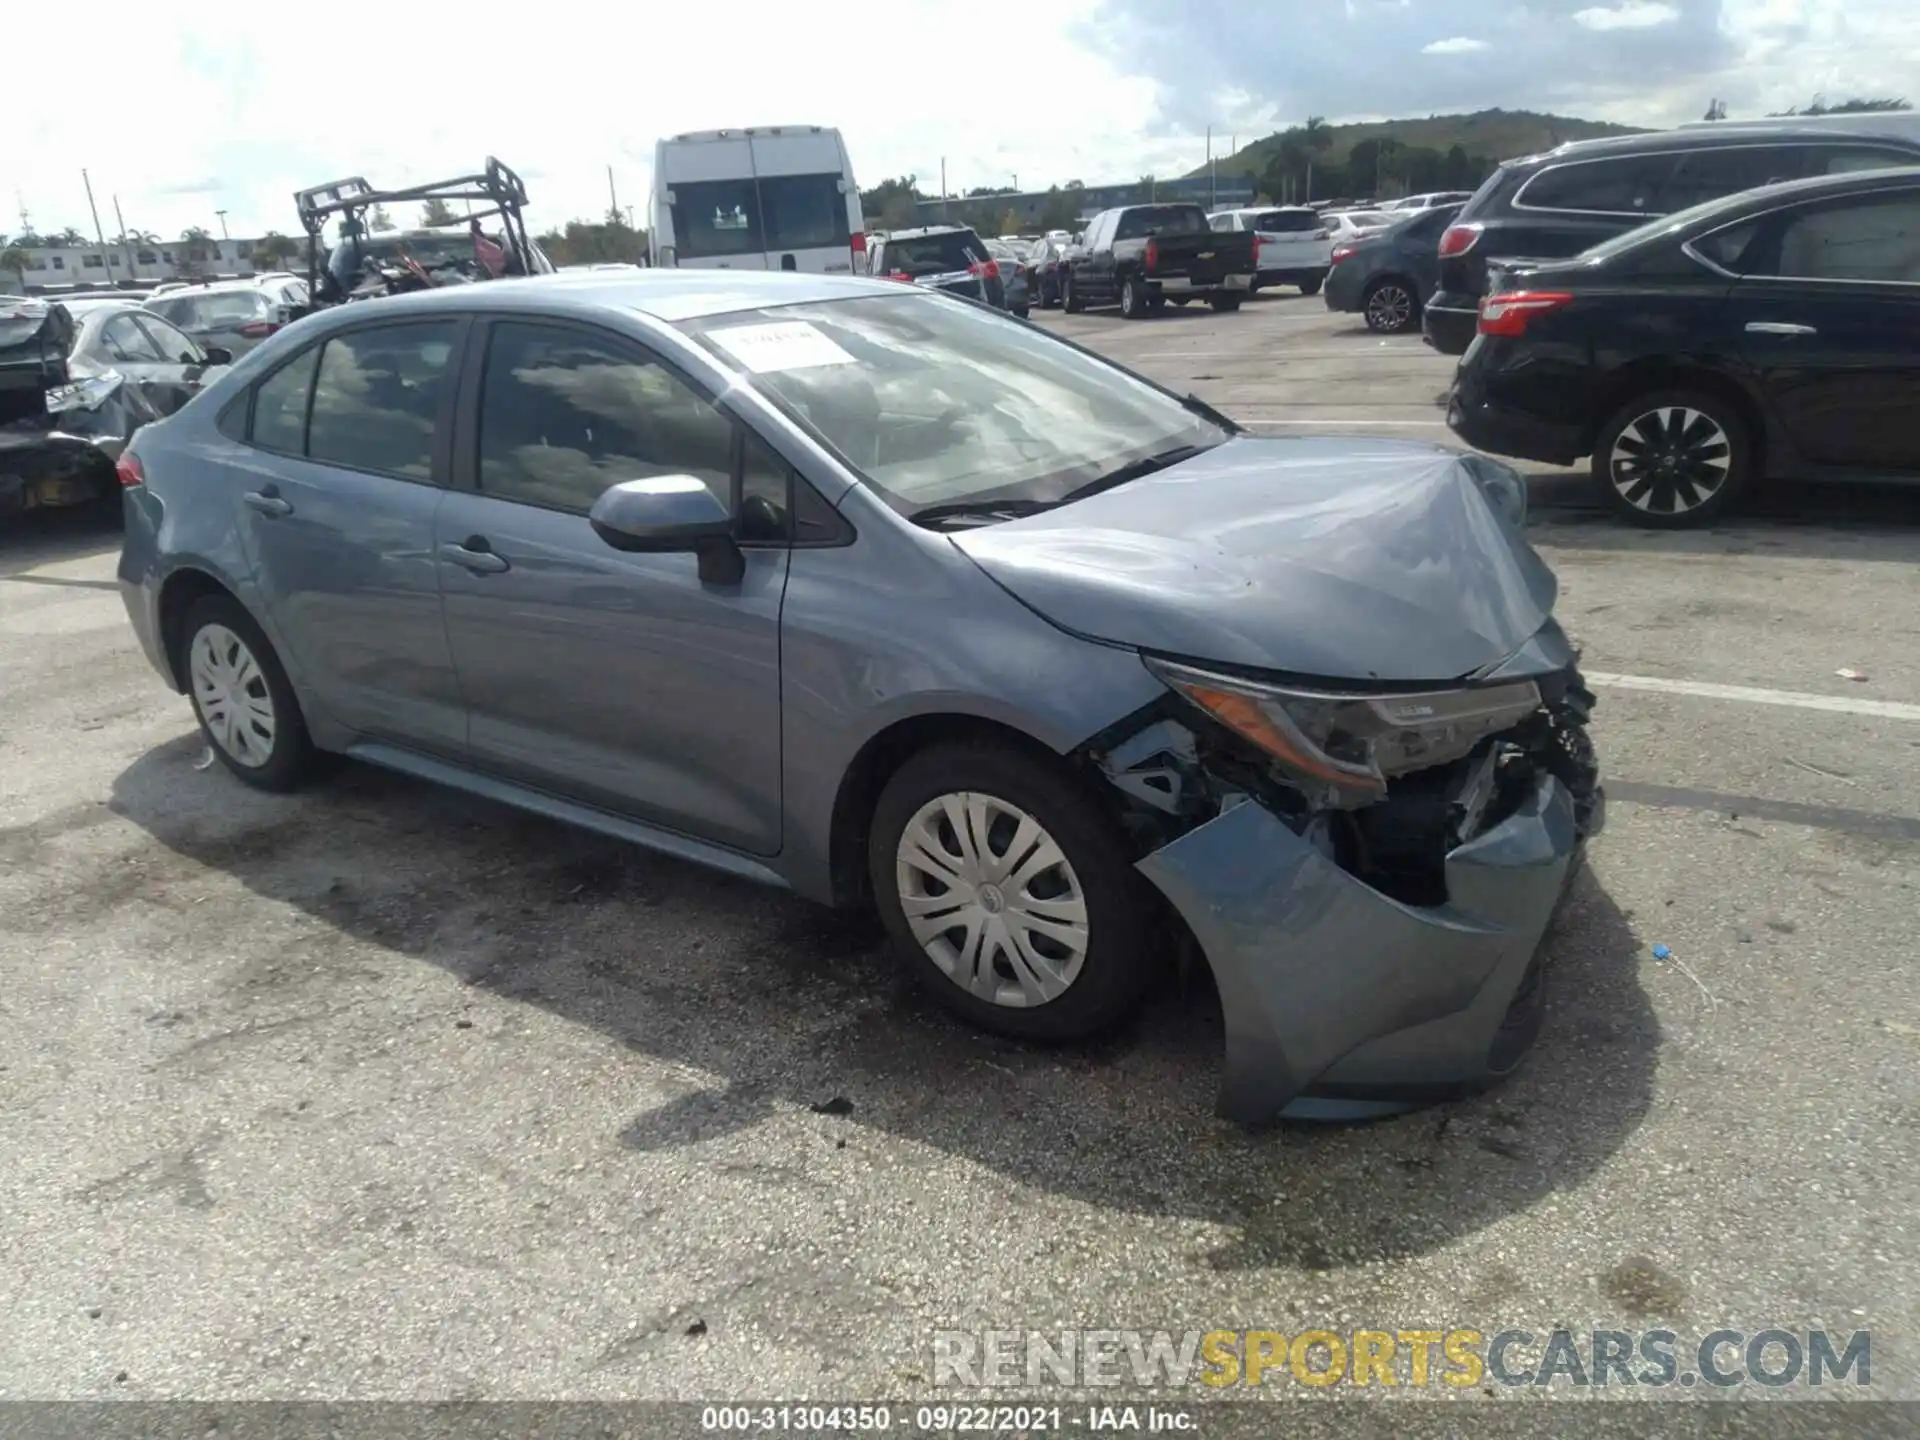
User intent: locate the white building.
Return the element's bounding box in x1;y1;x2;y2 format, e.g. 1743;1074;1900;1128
1;236;301;293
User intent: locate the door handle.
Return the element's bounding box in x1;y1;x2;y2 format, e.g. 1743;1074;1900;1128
242;490;293;517
1745;321;1818;336
438;540;510;574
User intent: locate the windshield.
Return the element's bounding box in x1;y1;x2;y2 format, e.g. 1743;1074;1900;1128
680;293;1227;513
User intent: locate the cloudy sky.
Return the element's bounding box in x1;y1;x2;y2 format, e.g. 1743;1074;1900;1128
7;1;1916;244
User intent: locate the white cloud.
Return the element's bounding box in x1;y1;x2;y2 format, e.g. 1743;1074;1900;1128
1572;2;1682;31
1421;36;1490;54
8;0;1182;244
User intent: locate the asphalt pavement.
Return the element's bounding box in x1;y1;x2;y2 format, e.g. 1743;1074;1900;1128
2;290;1917;1416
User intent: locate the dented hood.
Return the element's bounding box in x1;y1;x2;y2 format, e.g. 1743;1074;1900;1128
950;436;1557;684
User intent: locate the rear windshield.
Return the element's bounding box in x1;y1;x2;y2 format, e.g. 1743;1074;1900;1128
885;232;985;274
670;173;851;258
1115;206;1210;240
0;302;74;366
1251;210;1321;232
151;290;270;328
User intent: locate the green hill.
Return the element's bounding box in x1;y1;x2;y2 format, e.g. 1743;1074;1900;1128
1192;108;1648;184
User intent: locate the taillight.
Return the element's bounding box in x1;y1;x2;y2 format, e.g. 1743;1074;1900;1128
886;270;916;283
1478;290;1574;338
850;231;867;255
238;321;277;338
1438;222;1484;259
115;453;145;488
1143;239;1160;271
1252;237;1262;265
968;258;1001;280
1330;243;1357;266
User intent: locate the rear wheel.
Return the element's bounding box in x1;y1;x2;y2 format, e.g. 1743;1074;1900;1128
1120;275;1151;319
1247;276;1263;296
869;743;1158;1042
179;594;318;792
1591;389;1753;529
1208;293;1243;313
1363;278;1417;333
1298;274;1324;297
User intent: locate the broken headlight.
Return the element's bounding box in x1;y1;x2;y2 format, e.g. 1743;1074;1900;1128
1146;656;1543;809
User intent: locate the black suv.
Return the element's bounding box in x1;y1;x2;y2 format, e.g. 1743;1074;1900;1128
865;226;1007;310
1423;127;1920;354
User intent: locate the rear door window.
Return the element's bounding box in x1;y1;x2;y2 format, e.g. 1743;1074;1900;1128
1659;146;1804;212
1771;194;1920;283
759;173;851;252
1814;145;1920;176
670;179;763;259
250;348;320;453
306;321;459;481
102;314;167;364
1517;153;1679;215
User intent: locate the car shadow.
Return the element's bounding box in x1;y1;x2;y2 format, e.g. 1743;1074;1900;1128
0;497;122;575
1523;469;1920;562
104;737;1658;1270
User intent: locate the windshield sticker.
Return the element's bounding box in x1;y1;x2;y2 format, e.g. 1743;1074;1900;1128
709;321;856;374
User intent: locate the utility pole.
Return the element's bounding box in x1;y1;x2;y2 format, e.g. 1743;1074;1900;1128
1206;127;1216;210
607;165;619;222
941;158;949;219
81;168;107;248
113;195;136;281
215;209;229;240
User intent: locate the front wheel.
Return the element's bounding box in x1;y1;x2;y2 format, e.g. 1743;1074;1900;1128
1208;293;1244;312
1012;304;1031;319
869;743;1158;1042
180;594;319;791
1062;276;1085;314
1592;390;1754;529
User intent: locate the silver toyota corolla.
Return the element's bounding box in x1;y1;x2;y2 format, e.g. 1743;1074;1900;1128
117;268;1603;1122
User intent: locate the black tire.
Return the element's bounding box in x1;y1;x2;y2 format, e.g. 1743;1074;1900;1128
1119;275;1151;319
1012;305;1031;319
1062;275;1084;314
1166;296;1192;307
1298;274;1324;297
1591;388;1754;529
868;742;1158;1042
1247;276;1263;296
177;593;319;792
1208;293;1244;313
1363;278;1418;333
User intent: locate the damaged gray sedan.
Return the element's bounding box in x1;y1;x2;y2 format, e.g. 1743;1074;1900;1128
117;270;1602;1122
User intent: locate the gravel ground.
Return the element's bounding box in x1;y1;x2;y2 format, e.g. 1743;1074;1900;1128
2;291;1917;1423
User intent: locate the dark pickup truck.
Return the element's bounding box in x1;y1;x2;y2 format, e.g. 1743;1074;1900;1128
1063;203;1256;318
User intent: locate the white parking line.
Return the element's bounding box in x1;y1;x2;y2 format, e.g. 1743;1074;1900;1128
1587;672;1920;721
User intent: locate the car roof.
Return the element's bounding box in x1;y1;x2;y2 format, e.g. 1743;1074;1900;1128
884;225;976;239
1513;125;1920;170
288;268;911;326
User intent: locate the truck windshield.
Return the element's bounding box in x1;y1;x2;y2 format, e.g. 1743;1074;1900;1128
1115;207;1210;240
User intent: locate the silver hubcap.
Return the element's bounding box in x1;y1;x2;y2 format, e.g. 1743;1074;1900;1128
1610;406;1731;514
895;792;1090;1009
189;623;277;767
1368;285;1411;328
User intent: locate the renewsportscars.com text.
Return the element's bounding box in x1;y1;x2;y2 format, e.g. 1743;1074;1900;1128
932;1328;1871;1389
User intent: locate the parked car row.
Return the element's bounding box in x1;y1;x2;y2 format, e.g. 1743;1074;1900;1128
0;273;305;515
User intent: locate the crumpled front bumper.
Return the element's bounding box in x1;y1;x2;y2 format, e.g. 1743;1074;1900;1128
1138;770;1596;1123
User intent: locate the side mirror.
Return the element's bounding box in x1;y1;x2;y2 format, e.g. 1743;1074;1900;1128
588;475;744;584
200;345;233;366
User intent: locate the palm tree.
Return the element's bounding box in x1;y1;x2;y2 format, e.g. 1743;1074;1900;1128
54;227;86;248
253;231;301;270
1302;117;1334;203
1;245;29;291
